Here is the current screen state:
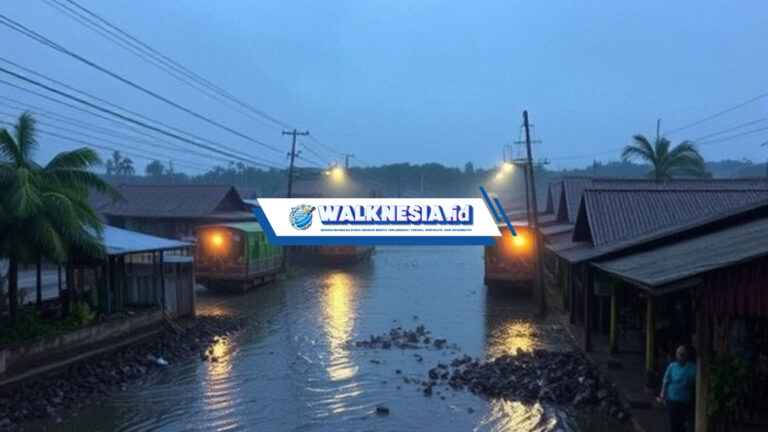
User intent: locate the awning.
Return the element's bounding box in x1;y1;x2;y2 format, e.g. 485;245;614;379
593;217;768;292
101;225;192;256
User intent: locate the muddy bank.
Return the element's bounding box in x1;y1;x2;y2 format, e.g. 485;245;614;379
0;315;246;431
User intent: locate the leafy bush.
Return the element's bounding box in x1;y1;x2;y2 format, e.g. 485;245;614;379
708;353;751;420
68;301;96;327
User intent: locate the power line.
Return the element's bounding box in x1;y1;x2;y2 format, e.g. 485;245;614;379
691;116;768;141
0;68;283;170
0;115;211;173
0;62;284;169
299;140;332;165
663;91;768;136
0;13;286;156
0;105;232;170
41;0;288;133
307;134;348;158
697;125;768;146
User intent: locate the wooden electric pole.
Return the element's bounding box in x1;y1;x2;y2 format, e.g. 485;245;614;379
523;110;546;316
282;129;309;198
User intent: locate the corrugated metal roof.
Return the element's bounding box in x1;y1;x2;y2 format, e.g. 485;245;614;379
198;221;264;233
549;199;768;263
95;184;246;218
101;225;192;255
561;178;593;222
593;216;768;289
580;189;768;246
554;177;768;223
545;181;562;214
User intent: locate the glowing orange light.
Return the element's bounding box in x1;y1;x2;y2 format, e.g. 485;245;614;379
210;233;224;247
513;235;525;247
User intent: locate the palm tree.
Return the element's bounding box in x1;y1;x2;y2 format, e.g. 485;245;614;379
0;111;115;324
105;150;121;176
622;134;708;180
118;156;135;176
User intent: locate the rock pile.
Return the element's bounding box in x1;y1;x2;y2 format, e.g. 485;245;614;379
0;315;246;431
422;349;627;421
354;325;455;351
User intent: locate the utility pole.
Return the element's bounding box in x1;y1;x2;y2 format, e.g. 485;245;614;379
344;154;355;169
523;110;546;316
656;118;661;143
282;129;309;198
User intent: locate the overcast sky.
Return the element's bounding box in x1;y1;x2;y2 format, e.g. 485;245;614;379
1;1;767;173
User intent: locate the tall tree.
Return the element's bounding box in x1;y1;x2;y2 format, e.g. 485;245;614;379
145;160;165;177
105;150;122;176
0;111;115;324
118;156;135;176
621;134;708;179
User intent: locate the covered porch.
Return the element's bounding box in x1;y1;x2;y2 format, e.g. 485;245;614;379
593;216;768;431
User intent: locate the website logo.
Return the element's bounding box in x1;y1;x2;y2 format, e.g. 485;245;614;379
289;204;315;230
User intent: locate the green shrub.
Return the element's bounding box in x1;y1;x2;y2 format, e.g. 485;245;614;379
68;301;96;327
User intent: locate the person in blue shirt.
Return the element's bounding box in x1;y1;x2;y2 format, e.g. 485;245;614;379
658;345;697;432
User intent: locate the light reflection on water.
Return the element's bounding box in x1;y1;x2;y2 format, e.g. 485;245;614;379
487;320;537;359
34;247;598;432
321;271;359;382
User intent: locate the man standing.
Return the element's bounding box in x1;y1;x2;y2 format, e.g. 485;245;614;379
659;345;697;432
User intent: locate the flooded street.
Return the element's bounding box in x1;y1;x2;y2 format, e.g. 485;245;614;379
37;247;598;432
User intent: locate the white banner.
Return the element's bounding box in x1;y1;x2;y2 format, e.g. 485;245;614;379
257;198;501;238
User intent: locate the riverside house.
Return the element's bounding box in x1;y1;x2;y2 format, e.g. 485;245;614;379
535;177;768;431
93;184;255;241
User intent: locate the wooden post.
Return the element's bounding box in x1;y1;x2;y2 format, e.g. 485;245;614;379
100;260;110;314
569;264;576;325
159;251;166;314
584;269;593;352
610;283;618;353
35;256;42;308
57;265;62;300
645;294;655;378
695;311;710;432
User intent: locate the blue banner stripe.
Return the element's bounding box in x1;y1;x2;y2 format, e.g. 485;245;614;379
478;186;501;222
253;207;495;246
493;197;518;236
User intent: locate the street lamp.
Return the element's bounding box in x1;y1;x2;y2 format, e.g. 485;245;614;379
325;164;345;182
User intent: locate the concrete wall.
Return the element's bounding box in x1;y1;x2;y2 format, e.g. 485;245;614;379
0;308;163;379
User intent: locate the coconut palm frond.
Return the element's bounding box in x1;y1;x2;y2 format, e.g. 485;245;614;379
0;128;21;163
622;133;709;179
14;111;38;161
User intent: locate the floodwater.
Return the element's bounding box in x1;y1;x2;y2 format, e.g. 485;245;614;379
35;246;614;432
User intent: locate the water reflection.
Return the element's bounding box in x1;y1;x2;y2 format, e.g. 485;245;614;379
202;337;240;431
321;271;358;381
487;320;536;358
475;400;573;432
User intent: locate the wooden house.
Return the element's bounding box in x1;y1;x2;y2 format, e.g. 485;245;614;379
93;184;254;241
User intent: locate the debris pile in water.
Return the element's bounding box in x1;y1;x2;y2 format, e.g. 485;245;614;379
423;349;628;421
353;325;456;350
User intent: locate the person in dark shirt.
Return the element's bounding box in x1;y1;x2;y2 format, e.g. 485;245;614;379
658;345;697;432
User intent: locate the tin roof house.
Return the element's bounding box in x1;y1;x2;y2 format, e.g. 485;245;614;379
93;184;254;241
